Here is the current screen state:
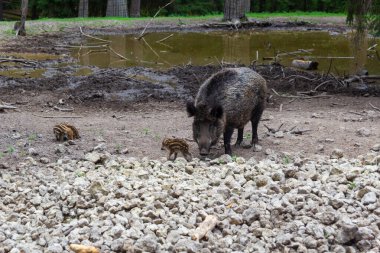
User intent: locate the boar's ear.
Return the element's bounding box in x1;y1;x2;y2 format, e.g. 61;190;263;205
186;101;196;117
210;105;223;119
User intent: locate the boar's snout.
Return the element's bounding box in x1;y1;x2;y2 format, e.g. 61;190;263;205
199;147;209;156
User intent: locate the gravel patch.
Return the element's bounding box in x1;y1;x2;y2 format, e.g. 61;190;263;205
0;150;379;252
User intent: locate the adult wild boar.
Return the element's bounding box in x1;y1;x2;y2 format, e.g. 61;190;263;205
186;67;267;156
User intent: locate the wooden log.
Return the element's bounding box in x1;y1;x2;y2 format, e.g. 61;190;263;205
191;215;218;241
291;59;318;70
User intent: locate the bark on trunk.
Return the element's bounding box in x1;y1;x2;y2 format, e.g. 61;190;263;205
130;0;140;17
224;0;246;21
106;0;128;17
18;0;28;36
78;0;89;17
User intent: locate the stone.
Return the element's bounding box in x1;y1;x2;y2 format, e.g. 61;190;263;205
331;149;344;159
40;157;50;164
255;175;269;187
174;239;201;253
336;223;358;244
28;148;39;156
242;207;260;225
134;235;158;252
274;131;284;138
356;127;371;137
361;192;377;205
46;243;63;253
371;144;380;152
85;152;104;164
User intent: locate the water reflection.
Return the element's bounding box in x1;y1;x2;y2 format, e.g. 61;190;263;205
72;31;380;75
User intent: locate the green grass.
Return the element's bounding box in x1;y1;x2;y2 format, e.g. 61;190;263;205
247;11;345;19
6;11;345;23
0;12;346;37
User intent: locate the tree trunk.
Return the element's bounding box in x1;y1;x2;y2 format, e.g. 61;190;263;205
18;0;28;36
0;0;3;21
106;0;128;17
78;0;89;17
245;0;251;13
130;0;140;17
224;0;246;21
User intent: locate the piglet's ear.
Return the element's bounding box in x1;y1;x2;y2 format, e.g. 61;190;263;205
210;105;223;119
186;101;196;117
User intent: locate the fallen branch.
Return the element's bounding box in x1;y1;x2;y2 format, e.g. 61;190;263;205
264;123;283;134
276;49;313;57
136;0;175;40
0;104;18;110
53;106;74;112
56;44;108;49
32;114;83;118
290;129;311;135
311;56;355;59
69;244;100;253
368;44;378;51
369;102;380;112
0;58;37;66
142;37;159;57
285;74;318;81
191;215;218;241
109;46;130;61
271;89;332;99
313;80;334;91
155;34;174;43
79;27;111;43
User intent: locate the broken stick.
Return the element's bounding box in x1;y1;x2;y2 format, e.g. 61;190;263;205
69;244;100;253
191;215;218;241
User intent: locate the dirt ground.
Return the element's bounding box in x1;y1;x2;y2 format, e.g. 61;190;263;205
0;18;379;167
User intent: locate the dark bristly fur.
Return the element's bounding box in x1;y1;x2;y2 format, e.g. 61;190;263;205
186;67;267;156
53;123;80;142
161;138;192;162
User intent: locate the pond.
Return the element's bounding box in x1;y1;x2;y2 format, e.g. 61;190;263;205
72;30;380;75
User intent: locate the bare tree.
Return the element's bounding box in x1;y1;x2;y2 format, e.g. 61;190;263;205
130;0;140;17
78;0;89;17
16;0;28;36
224;0;246;21
106;0;128;17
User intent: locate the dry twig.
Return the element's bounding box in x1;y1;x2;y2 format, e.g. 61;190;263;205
271;89;332;99
136;0;175;40
369;102;380;112
53;106;74;112
79;27;111;43
155;34;174;43
32;114;83;118
191;215;218;241
69;244;100;253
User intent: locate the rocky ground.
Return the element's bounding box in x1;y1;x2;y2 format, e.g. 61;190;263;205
0;148;379;252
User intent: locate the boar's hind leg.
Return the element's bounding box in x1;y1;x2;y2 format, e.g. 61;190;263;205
251;103;265;146
235;128;244;146
224;127;234;155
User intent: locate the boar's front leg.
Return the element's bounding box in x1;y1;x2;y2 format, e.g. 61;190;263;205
235;128;244;147
251;103;265;146
223;127;234;155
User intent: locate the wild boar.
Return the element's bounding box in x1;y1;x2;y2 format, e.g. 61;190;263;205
186;67;267;156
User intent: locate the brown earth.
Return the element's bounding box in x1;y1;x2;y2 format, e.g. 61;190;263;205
0;18;379;167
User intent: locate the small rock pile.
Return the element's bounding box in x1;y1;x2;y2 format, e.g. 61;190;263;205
0;148;379;252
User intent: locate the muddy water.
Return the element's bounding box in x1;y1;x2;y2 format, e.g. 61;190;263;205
72;31;380;75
